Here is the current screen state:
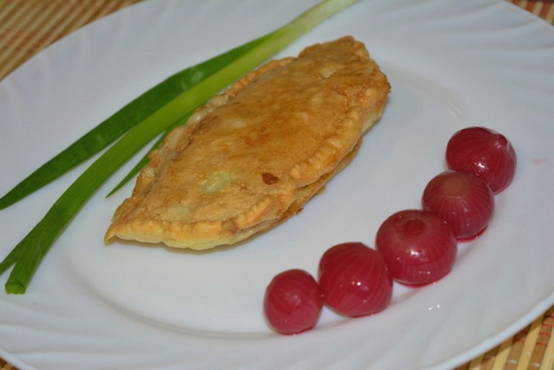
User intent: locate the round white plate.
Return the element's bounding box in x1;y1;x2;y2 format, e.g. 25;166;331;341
1;0;553;369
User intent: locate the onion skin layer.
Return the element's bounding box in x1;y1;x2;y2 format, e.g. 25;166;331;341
318;243;392;317
264;269;323;335
376;210;457;286
422;171;494;240
446;126;516;194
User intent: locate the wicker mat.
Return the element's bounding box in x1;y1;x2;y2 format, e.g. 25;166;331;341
0;1;552;369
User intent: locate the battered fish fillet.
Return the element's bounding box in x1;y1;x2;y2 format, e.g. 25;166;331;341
105;36;390;250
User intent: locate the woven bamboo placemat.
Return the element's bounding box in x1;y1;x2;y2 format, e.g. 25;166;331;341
0;1;552;369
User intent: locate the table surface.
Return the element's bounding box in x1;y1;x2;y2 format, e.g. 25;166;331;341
0;1;552;369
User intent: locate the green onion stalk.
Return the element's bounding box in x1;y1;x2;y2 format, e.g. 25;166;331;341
0;0;357;294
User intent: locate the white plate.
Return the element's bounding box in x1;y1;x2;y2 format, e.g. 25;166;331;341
1;0;553;369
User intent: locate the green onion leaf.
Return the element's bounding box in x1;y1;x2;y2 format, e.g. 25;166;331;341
2;0;357;294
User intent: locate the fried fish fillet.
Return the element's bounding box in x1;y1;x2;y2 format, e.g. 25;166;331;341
105;36;390;250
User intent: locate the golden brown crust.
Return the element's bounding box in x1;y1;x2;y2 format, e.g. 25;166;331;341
105;36;390;250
